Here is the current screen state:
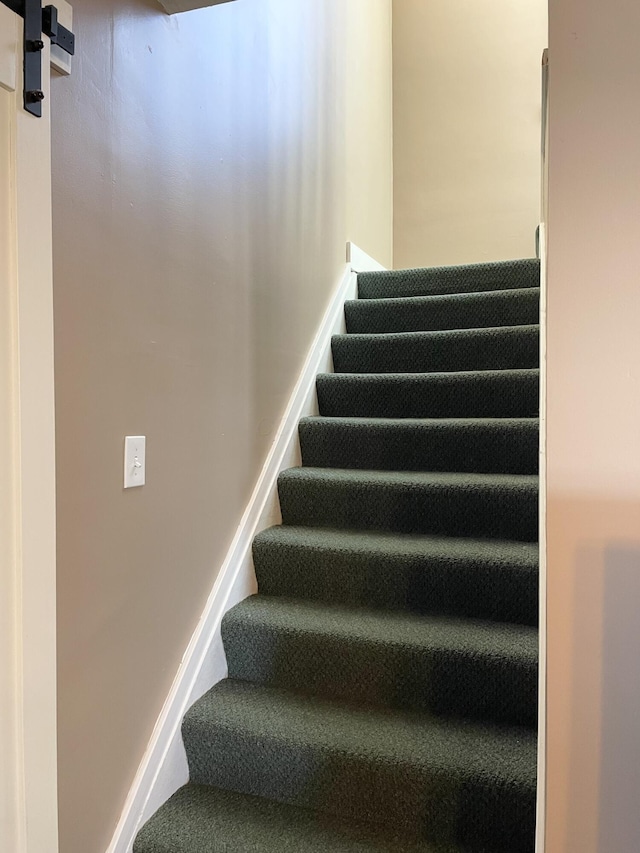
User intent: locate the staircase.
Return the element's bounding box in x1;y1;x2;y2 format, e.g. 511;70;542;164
135;258;540;853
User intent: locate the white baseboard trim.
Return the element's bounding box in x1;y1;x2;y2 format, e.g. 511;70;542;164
105;242;385;853
536;223;547;853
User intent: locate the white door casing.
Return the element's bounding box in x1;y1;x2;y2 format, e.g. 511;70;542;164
0;5;58;852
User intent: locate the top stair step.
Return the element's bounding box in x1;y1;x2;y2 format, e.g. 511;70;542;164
358;258;540;300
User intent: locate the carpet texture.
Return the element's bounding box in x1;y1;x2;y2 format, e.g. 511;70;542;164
135;257;540;853
357;258;539;300
316;369;539;418
298;417;539;473
344;287;539;334
331;326;540;374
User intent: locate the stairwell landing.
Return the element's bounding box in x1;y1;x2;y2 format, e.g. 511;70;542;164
134;257;540;853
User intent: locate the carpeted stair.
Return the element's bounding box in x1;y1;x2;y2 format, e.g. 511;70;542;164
135;257;540;853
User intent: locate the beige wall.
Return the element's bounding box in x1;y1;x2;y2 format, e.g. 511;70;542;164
393;0;547;269
50;1;391;850
546;1;640;851
346;0;393;262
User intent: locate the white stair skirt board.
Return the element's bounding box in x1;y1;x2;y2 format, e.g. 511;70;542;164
536;222;547;853
106;242;386;853
347;241;387;273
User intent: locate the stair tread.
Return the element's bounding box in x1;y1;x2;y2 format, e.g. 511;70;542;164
278;468;538;542
225;595;537;664
348;286;540;309
316;369;539;419
345;287;540;334
357;258;540;300
182;679;537;849
134;783;473;853
254;524;539;566
299;416;539;474
332;325;540;374
335;324;540;344
185;678;537;785
223;595;537;725
319;368;539;380
300;415;539;428
280;466;539;489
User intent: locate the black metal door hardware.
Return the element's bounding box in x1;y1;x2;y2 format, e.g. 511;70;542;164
1;0;75;117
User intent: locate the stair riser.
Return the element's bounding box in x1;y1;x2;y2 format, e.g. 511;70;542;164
253;538;539;625
278;476;539;541
317;371;540;419
222;618;538;727
357;258;540;300
345;289;540;334
332;327;540;373
183;720;536;853
299;419;539;474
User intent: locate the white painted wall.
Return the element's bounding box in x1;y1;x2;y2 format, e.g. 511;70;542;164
393;0;547;269
546;1;640;851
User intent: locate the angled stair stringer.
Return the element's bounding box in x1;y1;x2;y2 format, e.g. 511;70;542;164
133;252;540;853
105;244;373;853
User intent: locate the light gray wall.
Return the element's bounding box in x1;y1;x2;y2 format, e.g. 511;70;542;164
51;1;392;849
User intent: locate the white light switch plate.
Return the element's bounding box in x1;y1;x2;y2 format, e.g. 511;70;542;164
124;436;146;488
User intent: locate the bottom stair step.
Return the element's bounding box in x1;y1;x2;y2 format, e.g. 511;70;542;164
134;783;479;852
182;679;536;853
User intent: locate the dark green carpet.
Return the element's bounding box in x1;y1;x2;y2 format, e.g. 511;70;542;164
299;417;538;473
278;469;538;541
222;596;537;726
345;287;539;334
179;680;537;852
332;326;540;374
135;257;540;853
357;258;539;299
134;784;484;852
253;527;538;626
316;369;539;418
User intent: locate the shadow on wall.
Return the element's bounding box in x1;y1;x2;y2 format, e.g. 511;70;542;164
548;499;640;853
597;544;640;852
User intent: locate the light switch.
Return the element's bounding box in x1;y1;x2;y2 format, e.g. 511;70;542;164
124;436;146;488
